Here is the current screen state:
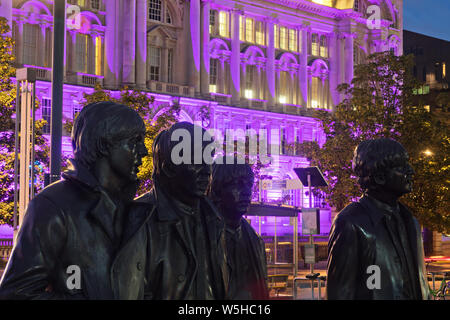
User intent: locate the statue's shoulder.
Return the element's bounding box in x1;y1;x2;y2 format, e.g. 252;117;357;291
37;178;89;207
333;201;368;228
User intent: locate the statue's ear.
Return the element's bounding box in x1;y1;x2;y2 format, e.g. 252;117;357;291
373;172;386;186
97;137;111;158
161;161;176;179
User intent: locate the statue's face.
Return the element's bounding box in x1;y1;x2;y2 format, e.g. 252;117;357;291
108;132;148;183
383;155;414;197
219;171;253;219
172;162;211;198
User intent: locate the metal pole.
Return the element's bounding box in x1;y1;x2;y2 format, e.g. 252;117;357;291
13;80;21;233
31;82;36;198
49;0;66;183
308;173;314;274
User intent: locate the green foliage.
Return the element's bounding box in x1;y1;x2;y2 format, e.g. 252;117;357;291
294;52;450;233
64;83;182;194
0;18;49;226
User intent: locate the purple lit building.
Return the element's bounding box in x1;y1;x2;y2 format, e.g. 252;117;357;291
1;0;403;238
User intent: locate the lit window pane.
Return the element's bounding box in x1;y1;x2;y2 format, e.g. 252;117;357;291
239;16;245;41
289;29;297;52
280;27;287;50
245;18;254;43
95;36;102;75
219;11;229;37
320;35;328;58
255;21;264;45
311;34;319;56
274;25;279;49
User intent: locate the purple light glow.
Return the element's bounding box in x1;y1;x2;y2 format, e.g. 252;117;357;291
190;0;201;73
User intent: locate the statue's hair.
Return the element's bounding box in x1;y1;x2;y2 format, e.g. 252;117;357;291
207;156;254;202
352;138;408;191
152;121;212;180
72;101;145;168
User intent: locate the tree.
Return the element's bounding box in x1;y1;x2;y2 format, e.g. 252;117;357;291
64;83;181;194
294;52;450;233
0;18;49;226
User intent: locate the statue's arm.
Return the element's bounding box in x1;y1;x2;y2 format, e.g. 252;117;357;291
0;195;82;299
326;215;359;300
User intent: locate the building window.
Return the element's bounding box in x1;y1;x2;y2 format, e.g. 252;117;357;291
280;27;288;50
167;49;173;83
209;10;216;34
149;0;162;21
274;25;279;49
23;24;37;65
289;28;297;52
245;65;255;99
311;77;320;108
443;62;447;78
423;66;427;82
95;36;102;76
41;98;51;134
219;11;229;38
210;59;217;93
245;18;254;43
295;128;302;155
239;16;245;41
90;0;100;10
280;127;287;155
166;10;172;24
78;0;86;7
353;0;359;12
320;35;328;58
76;33;89;73
149;46;161;81
255;21;264;45
311;33;319;56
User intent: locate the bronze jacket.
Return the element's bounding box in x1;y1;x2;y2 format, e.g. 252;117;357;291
136;186;229;300
327;196;429;300
0;160;151;300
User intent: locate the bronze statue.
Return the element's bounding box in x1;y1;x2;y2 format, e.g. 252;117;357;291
0;101;150;299
136;122;228;299
327;138;429;300
208;157;269;300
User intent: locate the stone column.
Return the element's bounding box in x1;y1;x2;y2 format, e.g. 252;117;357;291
200;0;210;95
298;23;309;107
16;21;23;65
104;0;123;88
256;63;261;100
328;31;340;109
136;0;147;89
344;32;354;85
38;23;47;67
188;0;201;94
68;30;77;73
230;9;241;104
122;0;136;85
266;18;275;107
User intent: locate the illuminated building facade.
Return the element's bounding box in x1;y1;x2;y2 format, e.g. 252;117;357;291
2;0;403;235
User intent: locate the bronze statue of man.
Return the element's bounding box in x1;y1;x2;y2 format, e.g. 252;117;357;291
0;101;150;299
327;138;429;300
208;157;269;300
136;122;228;299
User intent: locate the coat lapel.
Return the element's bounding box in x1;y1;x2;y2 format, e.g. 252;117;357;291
89;189;116;241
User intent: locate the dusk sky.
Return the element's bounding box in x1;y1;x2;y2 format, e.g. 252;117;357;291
403;0;450;41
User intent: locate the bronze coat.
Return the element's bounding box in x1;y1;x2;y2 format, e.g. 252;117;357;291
137;187;229;300
0;161;151;300
327;196;429;300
